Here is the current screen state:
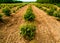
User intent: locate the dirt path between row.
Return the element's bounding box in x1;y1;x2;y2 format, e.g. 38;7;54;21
32;5;60;43
0;5;28;43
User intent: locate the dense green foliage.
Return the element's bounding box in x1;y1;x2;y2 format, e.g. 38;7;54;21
54;11;60;18
37;0;60;3
56;4;60;7
47;9;54;16
0;0;13;3
24;6;35;21
2;7;11;16
20;23;36;40
0;0;23;3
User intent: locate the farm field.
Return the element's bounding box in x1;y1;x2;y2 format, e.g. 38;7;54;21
0;2;60;43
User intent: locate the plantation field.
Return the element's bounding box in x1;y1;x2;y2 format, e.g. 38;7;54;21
33;3;60;20
0;3;60;43
0;3;27;14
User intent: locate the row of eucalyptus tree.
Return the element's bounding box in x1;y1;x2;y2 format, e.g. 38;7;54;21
37;0;60;3
0;0;22;3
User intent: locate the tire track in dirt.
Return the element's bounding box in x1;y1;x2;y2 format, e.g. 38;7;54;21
0;5;29;43
32;5;60;43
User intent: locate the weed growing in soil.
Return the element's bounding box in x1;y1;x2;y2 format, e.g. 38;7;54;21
20;23;36;41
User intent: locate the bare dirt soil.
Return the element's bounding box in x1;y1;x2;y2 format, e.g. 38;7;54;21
32;5;60;43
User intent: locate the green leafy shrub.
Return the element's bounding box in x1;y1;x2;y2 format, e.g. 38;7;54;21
2;7;11;16
24;7;35;21
19;5;22;8
53;11;60;18
13;5;17;7
50;7;57;11
42;8;47;12
37;5;42;8
16;7;19;11
56;4;60;7
20;23;36;41
9;6;12;9
47;9;54;16
53;7;57;11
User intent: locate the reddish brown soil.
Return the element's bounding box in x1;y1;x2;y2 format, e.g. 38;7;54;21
32;5;60;43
